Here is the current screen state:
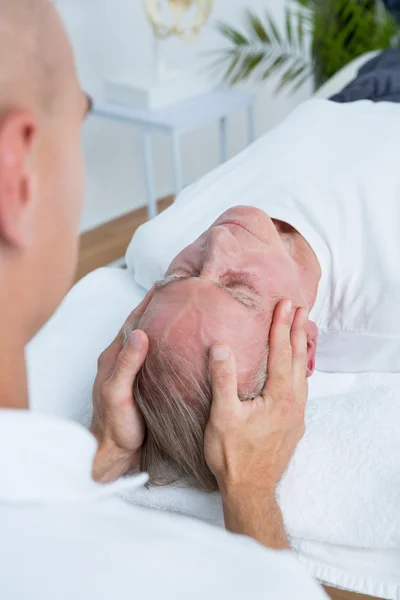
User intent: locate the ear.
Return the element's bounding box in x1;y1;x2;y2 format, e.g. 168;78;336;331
0;110;38;249
305;319;318;378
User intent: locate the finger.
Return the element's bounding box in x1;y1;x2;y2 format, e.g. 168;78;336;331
209;345;239;416
263;299;296;397
98;286;156;370
291;308;309;407
108;330;149;396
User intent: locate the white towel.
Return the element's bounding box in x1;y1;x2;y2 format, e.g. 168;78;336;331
27;267;400;598
124;368;400;548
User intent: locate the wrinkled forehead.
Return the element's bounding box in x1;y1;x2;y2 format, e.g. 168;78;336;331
139;280;271;382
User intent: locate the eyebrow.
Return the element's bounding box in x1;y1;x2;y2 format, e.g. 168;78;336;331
155;274;260;310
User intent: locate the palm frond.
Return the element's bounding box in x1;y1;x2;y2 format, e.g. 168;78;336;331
261;55;287;80
245;9;270;42
290;68;314;93
296;0;316;8
297;10;305;51
212;0;400;94
212;4;312;92
276;61;310;93
215;21;249;46
231;52;265;84
265;10;282;45
285;6;294;47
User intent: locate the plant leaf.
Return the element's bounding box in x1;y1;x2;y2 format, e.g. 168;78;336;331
231;52;265;83
297;10;305;51
207;53;238;79
285;6;293;46
265;11;282;45
296;0;314;7
245;9;270;42
261;54;288;80
275;61;309;93
289;69;313;94
222;52;242;82
215;21;248;46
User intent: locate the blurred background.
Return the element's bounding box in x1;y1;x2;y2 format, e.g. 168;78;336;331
54;0;313;232
54;0;400;279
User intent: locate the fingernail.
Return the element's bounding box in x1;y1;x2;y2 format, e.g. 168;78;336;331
128;330;142;352
212;345;230;361
285;300;293;313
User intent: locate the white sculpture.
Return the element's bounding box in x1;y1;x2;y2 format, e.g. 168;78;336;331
105;0;215;110
144;0;214;42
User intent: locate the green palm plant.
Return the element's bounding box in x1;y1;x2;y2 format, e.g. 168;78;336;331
210;0;399;94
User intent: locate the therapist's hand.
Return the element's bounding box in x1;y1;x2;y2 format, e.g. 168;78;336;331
91;289;154;483
204;301;309;549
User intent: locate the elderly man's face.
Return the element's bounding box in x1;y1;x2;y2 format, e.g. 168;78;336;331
140;206;317;394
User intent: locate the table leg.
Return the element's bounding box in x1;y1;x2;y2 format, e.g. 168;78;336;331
142;130;157;219
248;102;256;145
219;116;228;163
171;132;183;197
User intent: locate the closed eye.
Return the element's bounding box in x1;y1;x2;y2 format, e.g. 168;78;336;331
221;272;260;296
156;268;261;310
168;264;199;278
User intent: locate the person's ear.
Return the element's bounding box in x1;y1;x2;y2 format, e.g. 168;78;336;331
305;319;318;377
0;110;38;249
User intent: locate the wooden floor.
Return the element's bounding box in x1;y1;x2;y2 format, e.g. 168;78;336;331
76;200;379;600
76;196;173;282
324;586;379;600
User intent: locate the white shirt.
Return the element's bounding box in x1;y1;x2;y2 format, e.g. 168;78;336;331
128;99;400;372
0;410;326;600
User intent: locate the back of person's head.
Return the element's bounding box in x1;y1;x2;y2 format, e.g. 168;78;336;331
0;0;90;338
134;334;268;493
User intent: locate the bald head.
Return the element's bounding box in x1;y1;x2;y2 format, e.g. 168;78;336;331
0;0;75;115
0;0;89;343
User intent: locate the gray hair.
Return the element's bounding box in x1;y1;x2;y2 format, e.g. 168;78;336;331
134;335;268;493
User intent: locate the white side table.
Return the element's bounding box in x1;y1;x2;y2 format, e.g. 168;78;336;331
92;88;256;219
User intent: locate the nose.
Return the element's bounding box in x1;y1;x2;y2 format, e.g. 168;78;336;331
201;225;241;280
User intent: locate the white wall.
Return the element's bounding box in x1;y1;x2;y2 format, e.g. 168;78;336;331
54;0;313;232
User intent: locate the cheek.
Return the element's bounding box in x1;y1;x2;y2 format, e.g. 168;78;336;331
46;131;84;231
254;256;298;299
42;136;84;271
62;138;85;224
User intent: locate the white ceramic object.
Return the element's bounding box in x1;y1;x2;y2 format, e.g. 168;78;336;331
143;0;213;41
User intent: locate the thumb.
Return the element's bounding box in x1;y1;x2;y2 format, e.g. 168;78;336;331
209;345;239;416
109;330;149;393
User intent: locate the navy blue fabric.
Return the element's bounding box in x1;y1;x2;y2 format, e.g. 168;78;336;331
330;48;400;103
382;0;400;25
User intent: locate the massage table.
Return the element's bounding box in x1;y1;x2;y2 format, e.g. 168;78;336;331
27;52;400;600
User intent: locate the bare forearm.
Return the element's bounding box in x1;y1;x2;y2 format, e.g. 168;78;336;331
221;486;289;550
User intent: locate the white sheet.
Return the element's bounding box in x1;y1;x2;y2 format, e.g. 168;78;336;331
27;267;400;599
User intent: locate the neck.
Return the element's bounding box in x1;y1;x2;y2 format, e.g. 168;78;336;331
0;286;29;410
273;219;321;309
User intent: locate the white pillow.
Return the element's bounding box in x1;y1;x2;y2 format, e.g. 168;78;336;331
27;267;147;426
